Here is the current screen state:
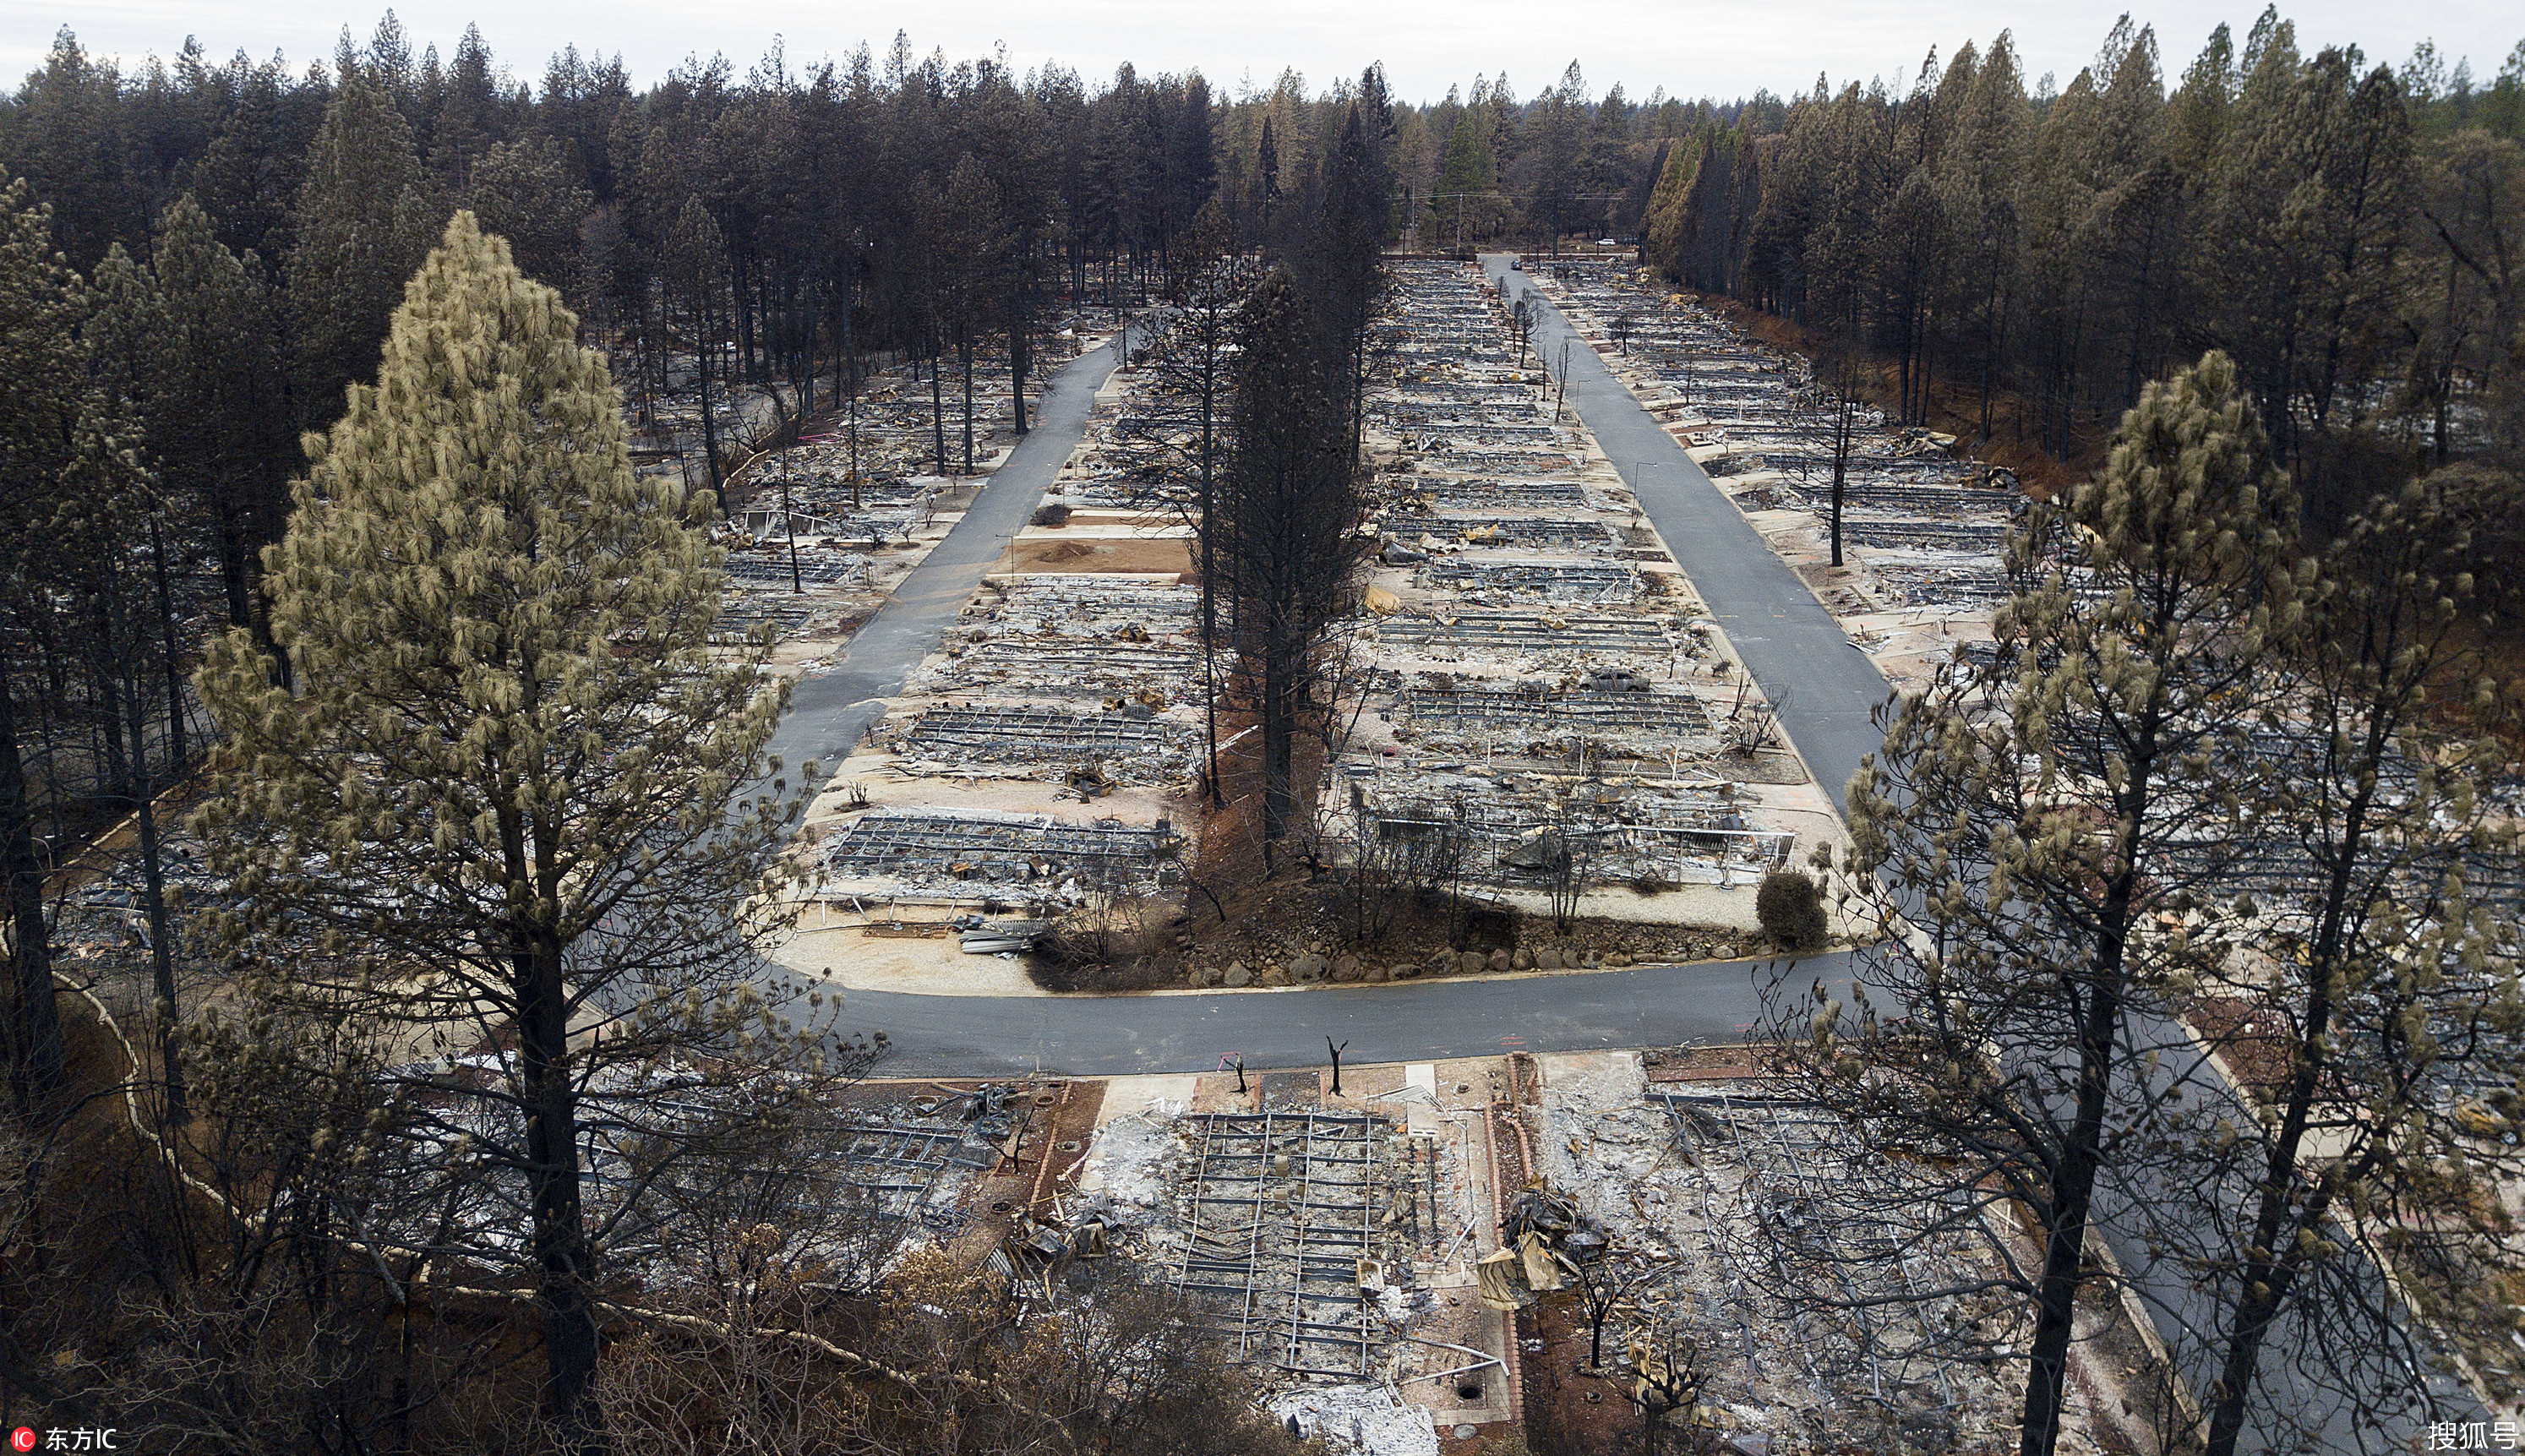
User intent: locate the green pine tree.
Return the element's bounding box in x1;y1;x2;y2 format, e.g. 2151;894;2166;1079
149;194;297;639
466;138;594;308
1428;109;1508;244
287;74;437;432
195;212;821;1444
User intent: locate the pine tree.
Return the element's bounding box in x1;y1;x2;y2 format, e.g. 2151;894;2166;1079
1224;269;1372;865
935;155;1008;475
1430;109;1503;246
1301;104;1391;460
466;138;594;307
2179;467;2523;1454
4;30;139;269
0;171;96;1108
81;241;196;1126
667;195;731;496
147;194;296;641
287;74;437;432
1781;352;2307;1456
195;213;821;1444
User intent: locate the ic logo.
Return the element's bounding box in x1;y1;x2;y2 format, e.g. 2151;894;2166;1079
8;1428;35;1453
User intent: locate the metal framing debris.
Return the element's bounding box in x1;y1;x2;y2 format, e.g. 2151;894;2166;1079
1175;1110;1387;1379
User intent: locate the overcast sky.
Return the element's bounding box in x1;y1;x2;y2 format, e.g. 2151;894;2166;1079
7;0;2518;104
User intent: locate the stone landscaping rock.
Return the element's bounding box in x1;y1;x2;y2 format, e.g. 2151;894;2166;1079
1222;961;1251;988
1487;950;1512;972
1391;962;1418;980
1535;946;1563;970
1605;952;1629;968
1191;962;1217;988
1289;952;1328;984
1260;962;1290;987
1363;962;1388;984
1512;947;1535;970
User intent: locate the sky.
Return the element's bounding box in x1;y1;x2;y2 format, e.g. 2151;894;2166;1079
5;0;2519;104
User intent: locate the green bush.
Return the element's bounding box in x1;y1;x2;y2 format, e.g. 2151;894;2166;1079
1755;869;1829;952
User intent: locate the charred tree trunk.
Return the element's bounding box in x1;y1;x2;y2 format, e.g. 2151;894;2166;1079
0;683;64;1109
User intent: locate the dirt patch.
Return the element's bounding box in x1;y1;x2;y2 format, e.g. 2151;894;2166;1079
1028;943;1186;994
2183;994;2292;1106
1011;537;1193;574
1714;748;1810;785
1522;1298;1698;1456
1028;864;1763;994
1643;1043;1775;1082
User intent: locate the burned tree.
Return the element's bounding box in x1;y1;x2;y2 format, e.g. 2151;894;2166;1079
1628;1323;1707;1456
1821;352;1861;569
1220;268;1374;868
0;172;123;1108
1116;239;1260;803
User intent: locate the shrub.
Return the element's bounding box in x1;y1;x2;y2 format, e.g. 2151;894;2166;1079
1030;502;1072;526
1755;869;1829;951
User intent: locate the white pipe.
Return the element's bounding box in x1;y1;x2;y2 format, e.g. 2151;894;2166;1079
1421;1358;1503;1383
1405;1334;1502;1364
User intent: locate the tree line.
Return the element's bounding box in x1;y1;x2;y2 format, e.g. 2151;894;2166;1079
1640;10;2525;530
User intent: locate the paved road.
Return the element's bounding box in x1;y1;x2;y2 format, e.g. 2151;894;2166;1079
759;335;1129;781
842;954;1843;1077
1486;257;1892;816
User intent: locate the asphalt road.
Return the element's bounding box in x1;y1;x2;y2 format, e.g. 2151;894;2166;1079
842;953;1841;1077
1484;256;1892;817
757;338;1126;781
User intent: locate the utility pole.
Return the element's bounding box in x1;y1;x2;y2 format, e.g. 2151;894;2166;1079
1554;340;1571;421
